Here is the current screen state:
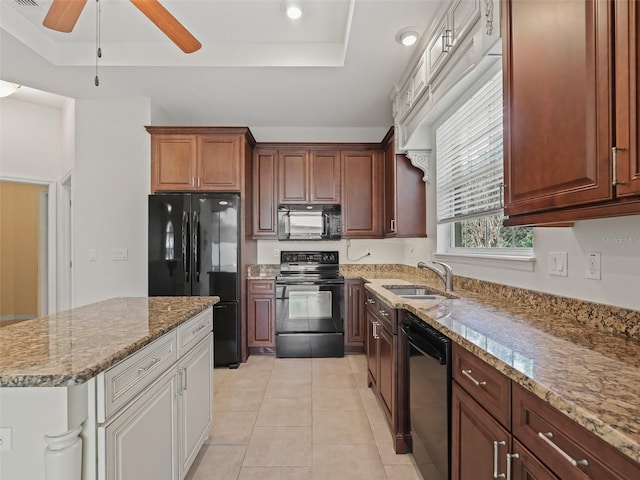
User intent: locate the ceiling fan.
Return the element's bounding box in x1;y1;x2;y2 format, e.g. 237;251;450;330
42;0;202;53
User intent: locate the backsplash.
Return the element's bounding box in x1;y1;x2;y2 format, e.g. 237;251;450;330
248;263;640;341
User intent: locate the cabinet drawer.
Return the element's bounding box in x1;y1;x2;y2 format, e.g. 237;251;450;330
452;343;511;428
365;291;378;312
512;383;640;480
98;331;178;422
376;300;396;334
248;279;275;295
177;307;213;357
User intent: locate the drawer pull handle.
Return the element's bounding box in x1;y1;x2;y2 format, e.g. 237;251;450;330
461;369;487;386
537;432;589;467
493;440;506;478
137;357;160;375
366;298;375;304
192;324;208;336
506;453;519;480
379;310;389;317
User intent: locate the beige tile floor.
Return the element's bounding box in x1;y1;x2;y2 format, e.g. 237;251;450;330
185;354;424;480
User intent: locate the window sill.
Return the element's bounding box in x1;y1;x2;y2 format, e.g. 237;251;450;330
433;252;536;272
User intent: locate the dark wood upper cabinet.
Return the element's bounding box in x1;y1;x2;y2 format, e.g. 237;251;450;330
252;149;278;238
383;131;426;237
197;135;241;190
615;0;640;197
503;0;640;225
147;127;252;193
278;150;309;203
342;150;383;238
503;0;612;216
310;151;341;203
278;149;341;204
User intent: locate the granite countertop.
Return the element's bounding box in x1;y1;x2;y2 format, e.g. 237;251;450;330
0;296;219;388
362;276;640;465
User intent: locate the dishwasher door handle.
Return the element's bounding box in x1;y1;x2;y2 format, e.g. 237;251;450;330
400;322;446;364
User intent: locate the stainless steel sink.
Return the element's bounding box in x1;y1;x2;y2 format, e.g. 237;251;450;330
382;285;443;296
398;294;441;300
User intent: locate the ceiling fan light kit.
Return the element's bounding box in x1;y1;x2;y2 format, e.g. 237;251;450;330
42;0;202;54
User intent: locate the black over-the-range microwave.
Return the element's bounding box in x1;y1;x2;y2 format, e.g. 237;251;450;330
277;204;341;240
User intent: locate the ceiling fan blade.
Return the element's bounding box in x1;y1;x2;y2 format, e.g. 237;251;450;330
129;0;202;54
43;0;87;33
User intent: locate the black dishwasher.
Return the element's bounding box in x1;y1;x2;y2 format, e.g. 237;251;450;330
401;312;452;480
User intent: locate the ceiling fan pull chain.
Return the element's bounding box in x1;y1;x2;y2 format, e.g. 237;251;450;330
95;0;101;86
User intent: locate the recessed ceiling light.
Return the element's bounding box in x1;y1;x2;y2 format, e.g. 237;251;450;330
396;28;420;47
286;3;303;20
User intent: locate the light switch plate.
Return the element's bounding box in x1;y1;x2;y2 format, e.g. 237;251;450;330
111;248;128;261
548;252;568;277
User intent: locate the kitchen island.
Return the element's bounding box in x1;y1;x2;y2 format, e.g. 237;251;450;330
0;296;218;480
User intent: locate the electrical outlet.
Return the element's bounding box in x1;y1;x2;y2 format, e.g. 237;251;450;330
273;248;280;258
548;252;568;277
586;252;601;280
88;249;97;261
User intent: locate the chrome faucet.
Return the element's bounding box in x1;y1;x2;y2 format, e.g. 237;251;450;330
417;261;453;292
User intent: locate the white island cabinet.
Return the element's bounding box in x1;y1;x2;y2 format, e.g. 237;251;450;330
0;297;217;480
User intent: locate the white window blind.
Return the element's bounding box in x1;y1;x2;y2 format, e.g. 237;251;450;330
436;71;503;224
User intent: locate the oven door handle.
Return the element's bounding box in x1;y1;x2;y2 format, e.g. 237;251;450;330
401;323;446;365
277;280;344;286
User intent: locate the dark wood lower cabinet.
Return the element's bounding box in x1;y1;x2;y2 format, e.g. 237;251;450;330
365;291;410;454
344;278;365;353
511;439;559;480
451;382;510;480
246;280;275;353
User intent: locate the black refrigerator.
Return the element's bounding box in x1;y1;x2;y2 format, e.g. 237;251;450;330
148;192;241;368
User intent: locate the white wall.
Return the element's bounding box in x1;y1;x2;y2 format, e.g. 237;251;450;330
250;127;388;143
415;215;640;311
257;238;406;265
0;97;63;181
73;98;151;306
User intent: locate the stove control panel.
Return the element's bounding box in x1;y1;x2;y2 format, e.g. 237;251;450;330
280;251;339;265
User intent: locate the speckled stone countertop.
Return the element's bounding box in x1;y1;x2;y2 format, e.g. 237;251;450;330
0;297;218;388
360;274;640;465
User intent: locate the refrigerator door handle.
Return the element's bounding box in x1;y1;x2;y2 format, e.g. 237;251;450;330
193;211;200;283
182;211;190;283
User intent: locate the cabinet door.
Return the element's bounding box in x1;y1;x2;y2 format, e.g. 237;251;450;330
247;296;275;347
377;322;394;422
100;368;179;480
279;150;309;203
152;135;196;192
615;0;640;196
366;310;379;388
450;0;481;47
177;335;214;480
342;150;383;238
427;16;450;80
503;0;613;216
383;138;397;236
197;135;241;190
345;279;365;349
253;149;278;238
510;439;559;480
310;150;341;203
451;382;509;480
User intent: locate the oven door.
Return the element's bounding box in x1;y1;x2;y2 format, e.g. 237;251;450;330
275;280;344;357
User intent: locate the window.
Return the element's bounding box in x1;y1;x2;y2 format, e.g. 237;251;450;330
436;70;533;252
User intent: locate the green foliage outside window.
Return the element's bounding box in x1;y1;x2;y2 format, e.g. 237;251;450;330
453;215;533;249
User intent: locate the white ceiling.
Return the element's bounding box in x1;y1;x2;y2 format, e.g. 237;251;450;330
0;0;446;131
